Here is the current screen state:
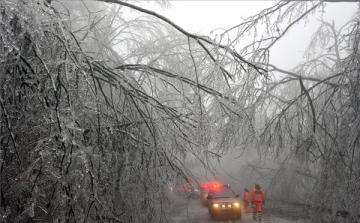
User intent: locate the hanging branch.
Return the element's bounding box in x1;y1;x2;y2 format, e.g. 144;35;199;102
299;76;317;133
99;0;267;78
115;64;241;105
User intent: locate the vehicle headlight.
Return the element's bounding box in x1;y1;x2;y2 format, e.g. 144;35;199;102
213;204;219;208
234;202;240;207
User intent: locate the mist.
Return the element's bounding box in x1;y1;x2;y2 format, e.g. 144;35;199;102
1;1;359;223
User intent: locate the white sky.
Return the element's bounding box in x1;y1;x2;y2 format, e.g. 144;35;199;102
135;1;358;70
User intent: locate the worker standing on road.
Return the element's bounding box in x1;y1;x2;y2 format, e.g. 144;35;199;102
243;188;250;213
251;183;265;221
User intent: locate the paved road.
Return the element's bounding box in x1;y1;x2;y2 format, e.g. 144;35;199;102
169;195;305;223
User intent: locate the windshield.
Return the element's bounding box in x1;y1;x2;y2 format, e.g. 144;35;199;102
211;189;234;198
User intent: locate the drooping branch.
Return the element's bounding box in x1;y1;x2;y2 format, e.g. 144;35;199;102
298;76;316;133
115;63;241;105
99;0;267;77
267;64;339;87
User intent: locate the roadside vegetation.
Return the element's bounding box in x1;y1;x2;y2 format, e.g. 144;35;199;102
0;0;359;222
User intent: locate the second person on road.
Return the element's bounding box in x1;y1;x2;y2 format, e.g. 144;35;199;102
251;183;265;221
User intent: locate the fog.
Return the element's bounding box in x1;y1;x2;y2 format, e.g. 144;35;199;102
1;0;359;222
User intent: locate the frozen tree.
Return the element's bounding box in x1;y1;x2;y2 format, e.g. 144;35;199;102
0;0;264;222
223;1;360;222
1;0;359;222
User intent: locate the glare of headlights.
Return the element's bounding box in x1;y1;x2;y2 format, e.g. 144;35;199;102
234;202;240;207
213;204;219;208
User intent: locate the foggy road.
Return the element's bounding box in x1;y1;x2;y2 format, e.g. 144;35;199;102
2;0;359;222
169;194;305;223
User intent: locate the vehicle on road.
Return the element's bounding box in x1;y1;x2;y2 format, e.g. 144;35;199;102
186;187;200;199
183;182;200;199
200;183;210;205
206;185;242;220
200;182;221;205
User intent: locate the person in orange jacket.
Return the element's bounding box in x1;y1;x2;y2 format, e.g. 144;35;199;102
243;188;250;213
251;183;265;221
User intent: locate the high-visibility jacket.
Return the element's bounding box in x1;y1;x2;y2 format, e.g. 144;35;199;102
243;191;250;203
251;188;265;203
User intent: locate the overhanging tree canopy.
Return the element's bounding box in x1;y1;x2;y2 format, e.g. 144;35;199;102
0;0;359;222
